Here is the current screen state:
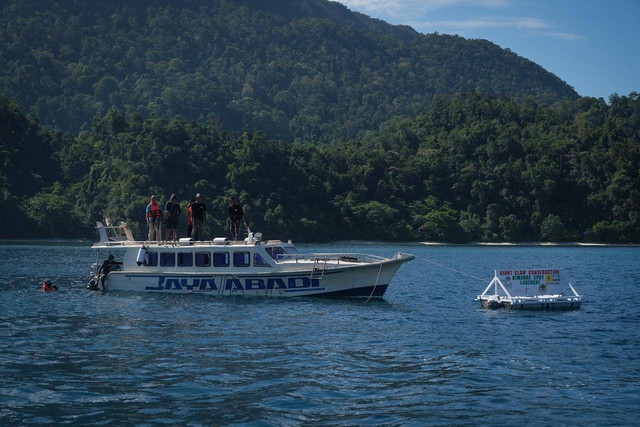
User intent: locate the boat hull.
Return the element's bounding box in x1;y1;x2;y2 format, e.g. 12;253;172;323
102;257;411;298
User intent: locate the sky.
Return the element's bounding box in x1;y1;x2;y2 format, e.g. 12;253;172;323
335;0;640;100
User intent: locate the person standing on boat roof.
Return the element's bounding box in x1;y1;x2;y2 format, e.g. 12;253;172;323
190;193;207;241
186;199;195;238
164;193;181;242
146;195;163;241
228;196;244;240
98;254;122;289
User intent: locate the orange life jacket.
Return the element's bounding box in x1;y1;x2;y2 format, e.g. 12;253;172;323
42;282;56;292
148;202;162;219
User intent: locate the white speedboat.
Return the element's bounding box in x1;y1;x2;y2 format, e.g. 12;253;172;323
89;222;414;298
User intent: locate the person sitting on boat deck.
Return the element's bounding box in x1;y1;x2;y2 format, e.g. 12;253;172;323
186;199;195;238
98;254;123;288
228;196;244;240
146;195;163;241
191;193;207;240
41;279;58;292
164;193;181;241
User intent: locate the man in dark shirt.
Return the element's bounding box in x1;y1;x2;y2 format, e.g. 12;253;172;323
228;197;244;240
98;254;123;288
164;193;181;241
190;193;207;241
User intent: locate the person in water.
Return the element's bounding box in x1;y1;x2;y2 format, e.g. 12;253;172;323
228;196;244;240
41;279;58;292
146;195;163;241
98;254;123;288
190;193;207;241
164;193;181;241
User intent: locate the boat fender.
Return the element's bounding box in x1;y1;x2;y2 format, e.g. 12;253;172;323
136;246;147;266
178;237;194;246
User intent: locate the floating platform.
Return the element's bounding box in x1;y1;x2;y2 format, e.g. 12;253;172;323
476;270;583;310
478;294;582;310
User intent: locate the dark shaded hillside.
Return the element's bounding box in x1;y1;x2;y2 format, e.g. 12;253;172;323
0;0;577;141
2;92;638;242
0;96;74;234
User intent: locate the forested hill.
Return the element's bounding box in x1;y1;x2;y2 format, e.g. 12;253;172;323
235;0;420;42
1;0;577;142
2;92;639;242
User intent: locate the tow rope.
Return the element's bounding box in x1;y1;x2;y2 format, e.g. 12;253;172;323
413;254;486;283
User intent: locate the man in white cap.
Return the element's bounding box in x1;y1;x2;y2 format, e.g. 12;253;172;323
190;193;207;240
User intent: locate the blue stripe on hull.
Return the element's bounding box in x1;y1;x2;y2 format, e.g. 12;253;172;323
308;284;389;298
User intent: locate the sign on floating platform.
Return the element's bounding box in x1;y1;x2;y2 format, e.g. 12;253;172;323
497;269;562;297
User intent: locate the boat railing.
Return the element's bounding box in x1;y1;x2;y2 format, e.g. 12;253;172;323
274;252;387;264
91;239;252;248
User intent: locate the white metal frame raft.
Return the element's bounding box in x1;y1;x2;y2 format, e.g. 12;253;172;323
476;270;583;310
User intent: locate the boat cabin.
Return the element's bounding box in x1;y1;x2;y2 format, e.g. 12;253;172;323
127;241;302;272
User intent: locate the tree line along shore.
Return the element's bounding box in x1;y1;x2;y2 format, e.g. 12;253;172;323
2;92;639;242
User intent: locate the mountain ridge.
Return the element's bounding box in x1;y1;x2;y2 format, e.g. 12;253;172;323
0;0;578;141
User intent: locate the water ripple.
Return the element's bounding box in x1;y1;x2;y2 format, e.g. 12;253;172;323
1;243;640;424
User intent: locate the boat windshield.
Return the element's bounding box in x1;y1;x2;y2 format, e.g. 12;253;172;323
285;245;299;254
265;245;298;261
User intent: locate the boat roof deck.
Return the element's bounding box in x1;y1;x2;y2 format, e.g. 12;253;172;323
91;239;284;249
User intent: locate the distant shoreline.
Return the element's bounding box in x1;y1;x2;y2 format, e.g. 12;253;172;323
0;238;92;246
1;239;639;247
418;241;640;247
326;240;640;247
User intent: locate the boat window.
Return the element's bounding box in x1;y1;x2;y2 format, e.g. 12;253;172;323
178;252;193;267
265;246;289;261
253;253;270;267
160;252;175;267
233;252;250;267
143;252;158;266
195;252;211;267
213;252;229;267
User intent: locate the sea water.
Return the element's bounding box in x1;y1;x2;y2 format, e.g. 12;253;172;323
1;241;639;425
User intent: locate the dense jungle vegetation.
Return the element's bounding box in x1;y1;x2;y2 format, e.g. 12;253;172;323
0;0;577;142
2;92;639;242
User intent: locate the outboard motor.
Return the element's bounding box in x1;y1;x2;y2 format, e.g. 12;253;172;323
136;246;147;266
86;276;100;291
